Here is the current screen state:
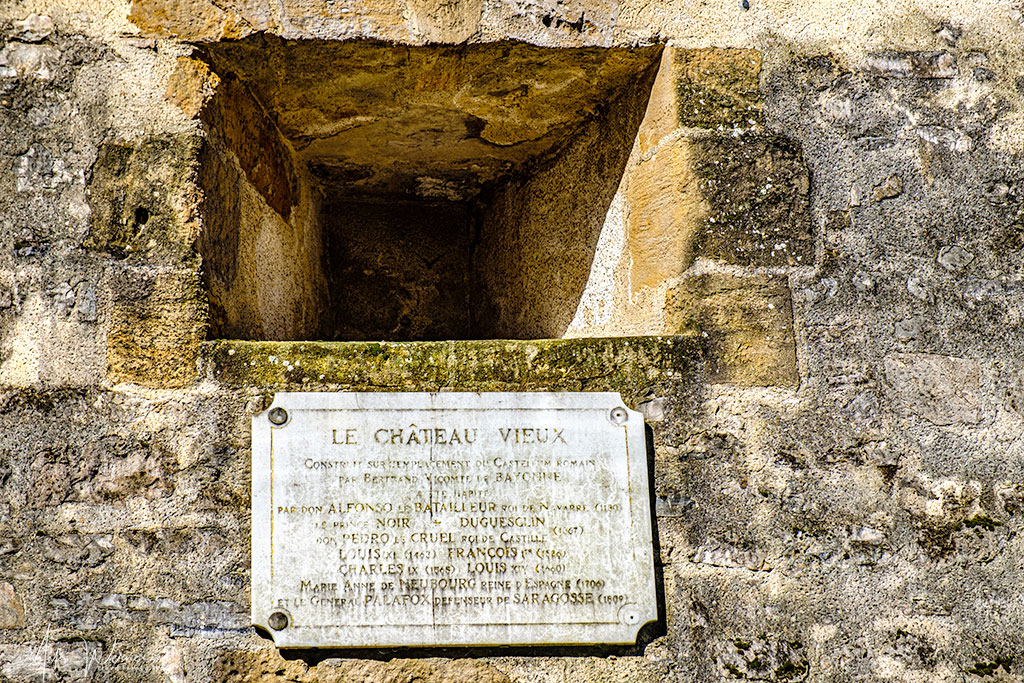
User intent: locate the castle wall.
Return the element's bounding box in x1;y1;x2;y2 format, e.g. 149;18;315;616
0;0;1022;679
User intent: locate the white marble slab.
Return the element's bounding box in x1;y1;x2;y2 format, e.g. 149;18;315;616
251;392;657;648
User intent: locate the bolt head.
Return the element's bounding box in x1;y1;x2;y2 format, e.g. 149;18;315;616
268;611;288;630
268;407;288;425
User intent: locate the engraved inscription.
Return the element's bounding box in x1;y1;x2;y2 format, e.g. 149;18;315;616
251;392;656;648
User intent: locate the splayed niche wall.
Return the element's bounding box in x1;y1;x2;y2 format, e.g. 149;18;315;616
196;36;661;341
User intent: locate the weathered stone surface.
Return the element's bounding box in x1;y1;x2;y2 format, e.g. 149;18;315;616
106;269;205;387
408;0;484;43
863;51;957;79
204;336;704;401
196;38;659;201
674;48;762;129
128;0;256;41
666;272;798;387
0;642;101;681
130;0;622;46
883;353;983;426
626;137;704;292
216;652;511;683
4;0;1024;679
28;431;171;507
164;55;220;119
690;133;812;267
84;136;202;261
0;583;25;628
129;0;414;43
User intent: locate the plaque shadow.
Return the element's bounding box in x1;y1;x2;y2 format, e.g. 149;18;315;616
259;423;667;663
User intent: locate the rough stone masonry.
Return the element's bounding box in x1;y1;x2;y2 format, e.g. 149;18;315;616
0;0;1023;680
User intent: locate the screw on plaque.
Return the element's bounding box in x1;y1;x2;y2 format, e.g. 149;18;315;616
618;603;641;625
268;611;289;630
610;407;628;425
268;407;288;425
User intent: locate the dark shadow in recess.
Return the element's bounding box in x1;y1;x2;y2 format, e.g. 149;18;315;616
319;200;475;342
274;640;653;664
645;421;669;644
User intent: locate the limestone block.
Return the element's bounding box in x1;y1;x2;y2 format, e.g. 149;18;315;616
667;272;798;387
689;133;813;267
635;49;678;155
0;583;25;628
408;0;484;43
883;353;982;426
626;136;705;292
128;0;256;41
164;55;221;119
215;651;511;682
84;136;203;263
636;47;762;154
106;268;205;388
128;0;412;42
626;130;810;293
479;0;619;47
674;48;762;129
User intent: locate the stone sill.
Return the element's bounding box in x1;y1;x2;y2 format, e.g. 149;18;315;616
201;336;704;402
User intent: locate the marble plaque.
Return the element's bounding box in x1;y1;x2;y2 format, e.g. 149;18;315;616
251;392;657;648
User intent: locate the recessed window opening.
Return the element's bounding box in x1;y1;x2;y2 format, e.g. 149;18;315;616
197;36;661;341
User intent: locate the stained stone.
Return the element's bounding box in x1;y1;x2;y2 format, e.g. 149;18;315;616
251;392;657;648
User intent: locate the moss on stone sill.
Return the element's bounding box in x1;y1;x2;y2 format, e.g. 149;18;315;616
202;336;703;403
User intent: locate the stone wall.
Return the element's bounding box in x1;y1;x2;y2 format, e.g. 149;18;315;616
1;0;1023;680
